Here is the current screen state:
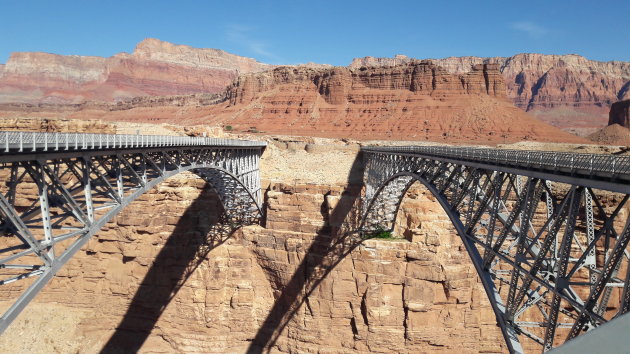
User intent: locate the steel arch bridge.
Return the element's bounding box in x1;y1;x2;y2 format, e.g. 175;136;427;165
0;131;266;334
360;146;630;353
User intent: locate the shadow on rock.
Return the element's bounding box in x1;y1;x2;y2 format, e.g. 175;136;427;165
248;151;366;353
101;183;240;353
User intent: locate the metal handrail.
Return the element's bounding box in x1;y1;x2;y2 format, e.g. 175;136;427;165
0;131;266;153
362;145;630;179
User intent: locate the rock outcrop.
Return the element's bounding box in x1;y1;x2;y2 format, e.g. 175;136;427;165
0;61;586;144
351;54;630;134
228;61;506;106
0;116;116;133
0;38;271;104
609;99;630;127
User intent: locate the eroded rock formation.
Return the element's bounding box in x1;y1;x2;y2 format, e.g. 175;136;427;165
0;173;510;353
0;61;586;144
609;99;630;127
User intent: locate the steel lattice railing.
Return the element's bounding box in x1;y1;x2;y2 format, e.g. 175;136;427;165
362;146;630;188
0;131;266;153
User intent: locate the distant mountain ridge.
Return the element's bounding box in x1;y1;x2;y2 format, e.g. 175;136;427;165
0;38;271;104
351;54;630;134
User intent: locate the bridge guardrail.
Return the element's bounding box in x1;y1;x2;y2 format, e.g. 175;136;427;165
0;131;266;153
362;145;630;180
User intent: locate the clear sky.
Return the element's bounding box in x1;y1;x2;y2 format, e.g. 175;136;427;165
0;0;628;66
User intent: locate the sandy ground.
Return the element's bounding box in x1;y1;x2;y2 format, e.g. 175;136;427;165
0;302;101;353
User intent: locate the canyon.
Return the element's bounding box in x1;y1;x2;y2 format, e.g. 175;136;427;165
0;61;588;145
1;39;628;137
0;38;628;353
0;119;513;353
0;118;627;353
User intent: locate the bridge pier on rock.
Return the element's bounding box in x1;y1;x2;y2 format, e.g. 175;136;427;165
0;132;266;334
359;146;630;352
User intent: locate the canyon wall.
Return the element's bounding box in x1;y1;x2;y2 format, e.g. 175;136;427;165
351;54;630;135
0;38;271;104
3;38;628;138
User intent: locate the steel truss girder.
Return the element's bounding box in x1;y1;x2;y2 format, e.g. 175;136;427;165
0;145;264;335
360;150;630;353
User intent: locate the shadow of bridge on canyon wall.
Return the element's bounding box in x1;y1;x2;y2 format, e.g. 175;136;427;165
101;183;238;353
247;152;367;353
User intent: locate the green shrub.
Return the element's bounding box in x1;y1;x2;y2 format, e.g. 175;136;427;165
224;125;233;131
366;226;394;240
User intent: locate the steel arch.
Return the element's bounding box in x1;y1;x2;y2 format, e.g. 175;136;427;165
0;132;266;335
360;148;630;353
361;171;523;352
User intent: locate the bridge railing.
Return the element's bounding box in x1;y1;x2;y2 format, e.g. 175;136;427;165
0;131;266;153
362;145;630;180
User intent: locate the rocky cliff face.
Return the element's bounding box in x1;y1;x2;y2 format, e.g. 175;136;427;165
351;54;630;135
0;116;116;133
0;38;271;104
228;61;506;105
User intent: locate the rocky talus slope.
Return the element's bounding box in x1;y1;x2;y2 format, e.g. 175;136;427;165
587;99;630;145
587;124;630;145
0;38;270;104
351;54;630;135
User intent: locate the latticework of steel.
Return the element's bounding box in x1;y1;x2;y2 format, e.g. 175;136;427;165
360;146;630;353
0;131;266;334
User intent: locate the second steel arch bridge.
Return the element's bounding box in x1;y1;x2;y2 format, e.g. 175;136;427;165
359;145;630;353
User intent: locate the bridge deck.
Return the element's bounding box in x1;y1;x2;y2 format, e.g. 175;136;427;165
0;131;266;157
363;145;630;194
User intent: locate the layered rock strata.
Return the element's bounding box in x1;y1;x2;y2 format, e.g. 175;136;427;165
0;62;587;144
188;63;586;144
0;116;116;133
351;54;630;134
1;132;627;353
0;178;512;353
0;38;270;104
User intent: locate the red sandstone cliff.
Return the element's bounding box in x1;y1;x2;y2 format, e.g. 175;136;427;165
0;38;271;104
186;62;585;144
351;54;630;135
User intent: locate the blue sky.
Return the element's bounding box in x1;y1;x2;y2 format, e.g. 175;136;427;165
0;0;628;66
